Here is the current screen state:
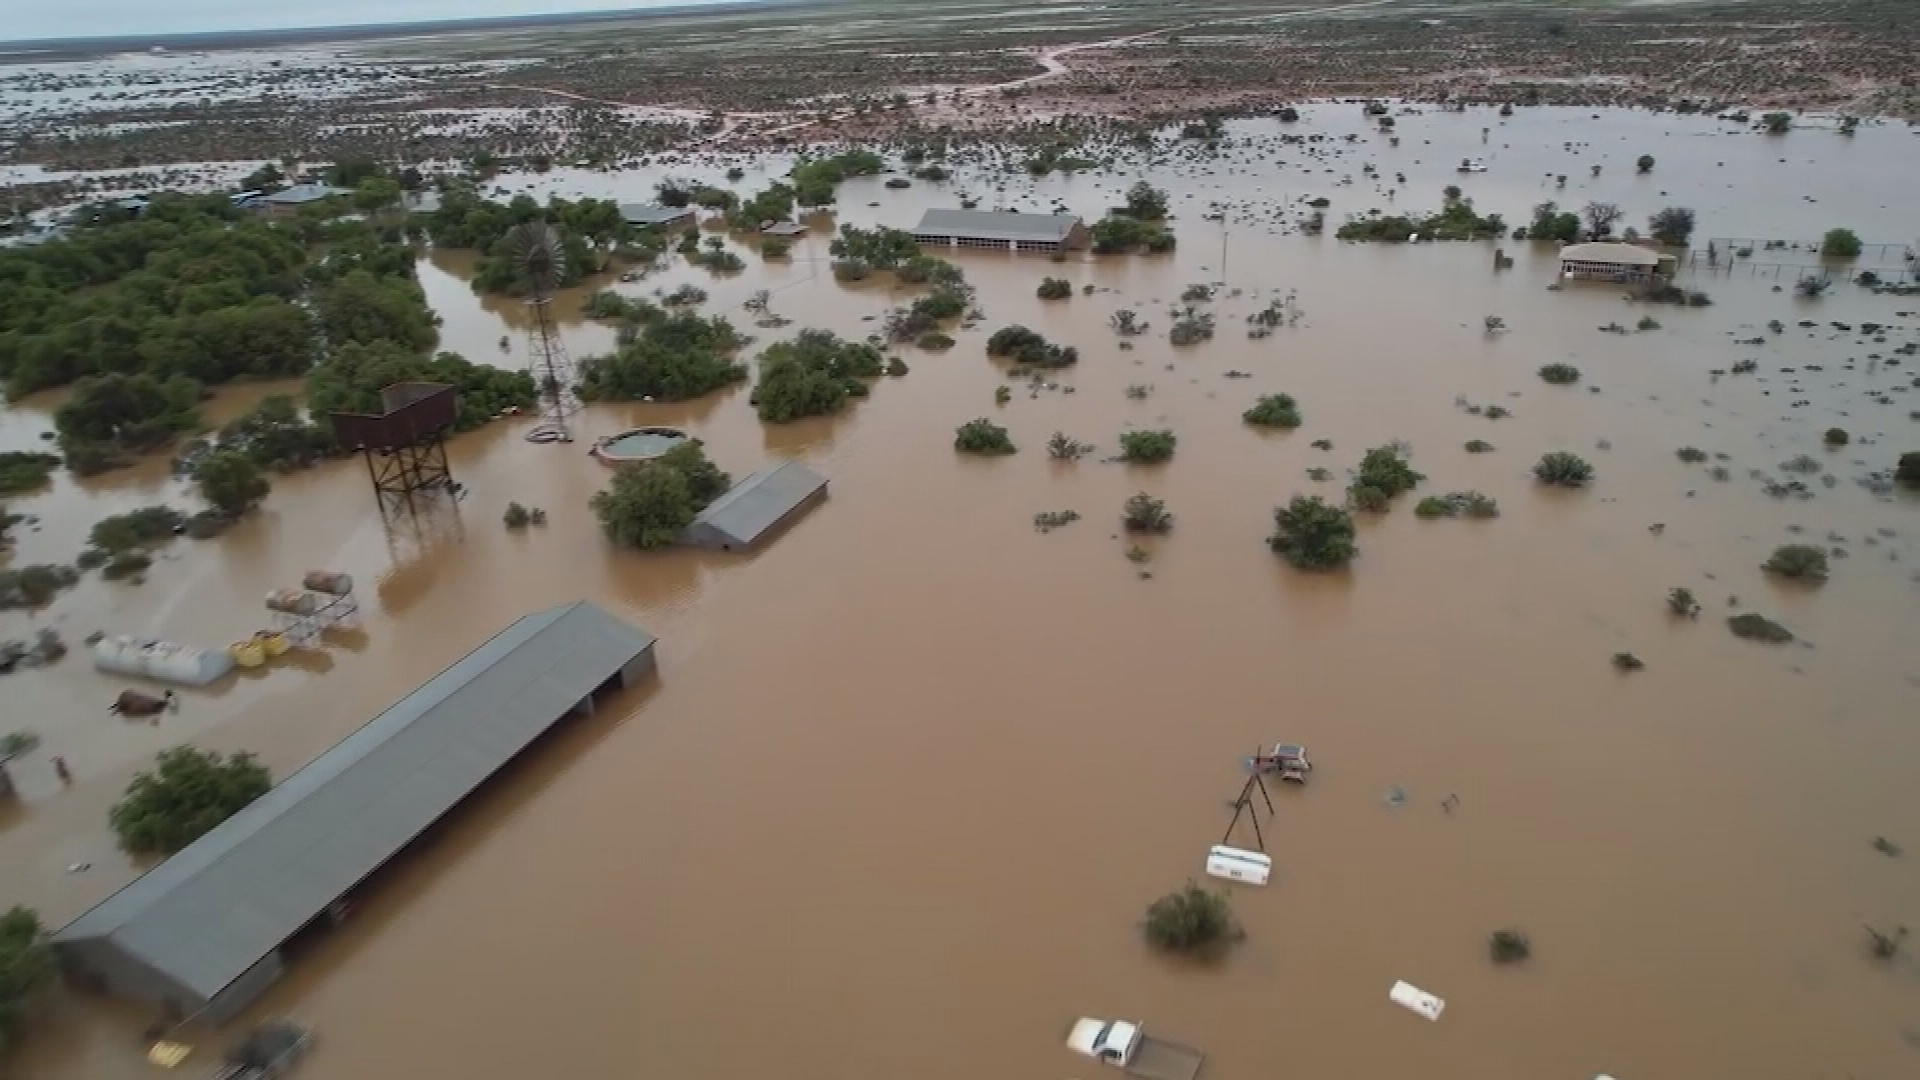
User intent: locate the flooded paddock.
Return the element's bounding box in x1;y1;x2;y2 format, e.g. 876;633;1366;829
3;105;1919;1080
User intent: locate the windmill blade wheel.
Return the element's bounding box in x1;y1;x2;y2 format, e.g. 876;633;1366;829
506;222;566;297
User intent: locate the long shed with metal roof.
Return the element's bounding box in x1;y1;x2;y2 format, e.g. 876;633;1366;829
680;460;828;552
911;208;1088;253
50;601;657;1023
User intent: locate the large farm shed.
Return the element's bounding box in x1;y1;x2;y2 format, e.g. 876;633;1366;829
681;460;828;552
51;601;657;1023
911;208;1088;253
1558;241;1671;282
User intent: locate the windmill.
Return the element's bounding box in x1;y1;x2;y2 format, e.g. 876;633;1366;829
508;221;578;444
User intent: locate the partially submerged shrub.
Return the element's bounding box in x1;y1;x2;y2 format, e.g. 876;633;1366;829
503;502;532;528
1348;444;1424;508
101;551;152;581
986;325;1077;368
1118;430;1177;464
1464;440;1495;454
1667;587;1700;617
1490;930;1532;964
1612;651;1645;672
0;564;79;609
1415;491;1498;519
1122;492;1173;533
1534;452;1594;487
1896;453;1920;490
955;418;1016;455
1824;427;1849;446
1538;363;1581;385
1269;495;1357;570
1243;393;1303;429
1763;544;1829;582
88;506;185;553
1036;277;1073;300
1143;881;1239;954
1676;446;1708;463
1728;613;1794;643
1047;432;1091;460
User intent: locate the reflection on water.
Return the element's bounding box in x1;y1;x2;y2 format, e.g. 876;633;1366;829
3;105;1919;1080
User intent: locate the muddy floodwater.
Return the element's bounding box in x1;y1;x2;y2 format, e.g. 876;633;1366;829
4;105;1919;1079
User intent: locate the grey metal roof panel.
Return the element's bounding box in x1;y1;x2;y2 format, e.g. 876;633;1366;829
53;601;655;1000
912;208;1080;243
255;183;347;205
619;203;694;224
687;461;827;547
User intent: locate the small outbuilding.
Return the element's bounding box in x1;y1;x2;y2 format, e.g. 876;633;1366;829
250;184;350;217
1558;242;1668;282
619;203;698;230
681;461;827;552
51;601;656;1024
912;208;1088;253
760;221;809;237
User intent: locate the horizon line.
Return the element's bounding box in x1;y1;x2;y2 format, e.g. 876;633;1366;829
0;0;795;54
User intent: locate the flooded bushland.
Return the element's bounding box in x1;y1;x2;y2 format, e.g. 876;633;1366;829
3;106;1918;1080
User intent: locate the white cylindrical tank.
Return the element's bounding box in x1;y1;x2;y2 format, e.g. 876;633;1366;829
90;636;234;686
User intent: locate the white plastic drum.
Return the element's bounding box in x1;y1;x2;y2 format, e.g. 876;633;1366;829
91;636;234;686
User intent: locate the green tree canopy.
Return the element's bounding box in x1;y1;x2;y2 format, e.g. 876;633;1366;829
109;746;273;855
1123;181;1170;221
589;441;731;549
1647;206;1695;246
307;342;536;432
576;312;747;402
751;330;884;423
828;226;921;271
194;448;271;517
1821;228;1862;257
54;372;202;460
1269;495;1357;570
0;906;56;1056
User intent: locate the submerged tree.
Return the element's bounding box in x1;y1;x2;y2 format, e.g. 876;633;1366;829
1534;452;1594;488
1762;544;1829;582
589;442;731;550
0;906;56;1055
1243;393;1303;429
1143;881;1239;954
110;746;273;855
192;449;271;518
1122;492;1173;533
1268;495;1357;570
955;418;1016;456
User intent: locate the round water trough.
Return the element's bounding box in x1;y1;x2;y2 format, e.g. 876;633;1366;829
591;427;689;465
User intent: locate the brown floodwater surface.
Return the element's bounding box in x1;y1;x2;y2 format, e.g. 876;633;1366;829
4;105;1919;1080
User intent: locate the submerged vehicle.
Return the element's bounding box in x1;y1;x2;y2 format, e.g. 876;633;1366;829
1066;1018;1204;1080
1250;742;1313;783
1458;157;1489;172
212;1020;313;1080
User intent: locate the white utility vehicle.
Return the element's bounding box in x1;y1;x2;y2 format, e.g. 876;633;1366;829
1066;1018;1204;1080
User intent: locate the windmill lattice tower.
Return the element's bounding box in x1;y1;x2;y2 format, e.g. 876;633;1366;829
510;222;579;443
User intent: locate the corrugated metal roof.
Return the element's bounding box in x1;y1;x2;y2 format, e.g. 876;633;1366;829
255;184;348;205
1559;241;1660;265
619;203;696;225
53;602;655;1002
684;461;827;548
913;208;1081;243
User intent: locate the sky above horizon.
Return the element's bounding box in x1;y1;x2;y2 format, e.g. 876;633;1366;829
10;0;745;43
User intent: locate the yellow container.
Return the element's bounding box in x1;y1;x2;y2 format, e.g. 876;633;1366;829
255;630;290;658
228;640;266;668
